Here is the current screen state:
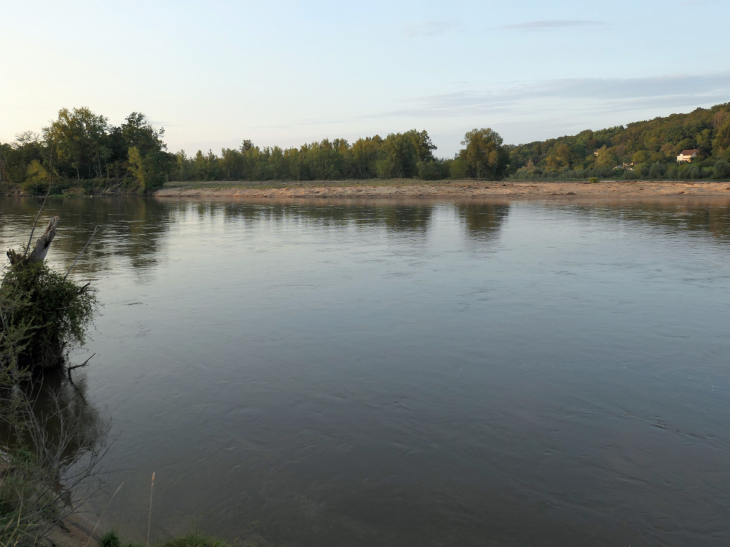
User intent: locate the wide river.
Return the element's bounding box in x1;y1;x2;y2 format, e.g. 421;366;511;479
1;197;729;546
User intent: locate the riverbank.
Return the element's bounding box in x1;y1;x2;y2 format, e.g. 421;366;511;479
3;180;730;199
156;180;730;199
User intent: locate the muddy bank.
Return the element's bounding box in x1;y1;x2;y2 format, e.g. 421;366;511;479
155;180;730;199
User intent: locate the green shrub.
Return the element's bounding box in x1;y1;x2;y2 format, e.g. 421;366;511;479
449;158;470;179
374;158;394;179
100;530;123;547
714;160;729;179
0;261;97;371
588;177;599;184
417;160;443;180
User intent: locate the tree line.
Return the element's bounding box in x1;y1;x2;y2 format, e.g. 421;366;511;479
0;108;170;194
508;103;730;180
3;103;730;194
0;108;509;193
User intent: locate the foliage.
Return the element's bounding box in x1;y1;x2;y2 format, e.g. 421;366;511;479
458;128;509;180
0;378;109;547
1;107;516;188
0;447;63;544
0;108;171;193
0;215;106;547
508;102;730;180
0;260;97;371
449;158;470;179
588;177;599;184
176;129;442;182
714;160;730;179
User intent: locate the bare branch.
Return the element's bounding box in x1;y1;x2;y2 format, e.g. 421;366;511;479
24;184;52;258
67;354;95;372
65;226;99;280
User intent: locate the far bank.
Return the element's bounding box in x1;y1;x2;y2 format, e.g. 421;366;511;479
154;180;730;199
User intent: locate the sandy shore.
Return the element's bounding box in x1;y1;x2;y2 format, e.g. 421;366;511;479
155;180;730;200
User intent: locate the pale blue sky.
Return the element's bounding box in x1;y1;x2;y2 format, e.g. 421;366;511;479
1;0;728;157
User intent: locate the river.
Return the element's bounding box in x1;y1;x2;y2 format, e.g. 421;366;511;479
1;197;729;546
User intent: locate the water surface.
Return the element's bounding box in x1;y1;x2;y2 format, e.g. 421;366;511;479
1;197;729;547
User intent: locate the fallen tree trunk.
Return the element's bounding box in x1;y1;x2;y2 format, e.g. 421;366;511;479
7;216;60;267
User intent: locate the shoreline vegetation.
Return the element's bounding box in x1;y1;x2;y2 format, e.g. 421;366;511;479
0;199;240;547
1;103;729;198
0;205;107;547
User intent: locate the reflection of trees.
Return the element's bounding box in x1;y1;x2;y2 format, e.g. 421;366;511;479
200;201;435;234
1;198;171;276
455;203;510;240
553;200;730;243
24;369;109;471
0;369;109;478
0;370;109;541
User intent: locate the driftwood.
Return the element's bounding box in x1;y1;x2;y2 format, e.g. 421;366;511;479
7;216;60;266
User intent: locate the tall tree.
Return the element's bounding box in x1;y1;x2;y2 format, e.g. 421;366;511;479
43;107;109;179
459;128;508;180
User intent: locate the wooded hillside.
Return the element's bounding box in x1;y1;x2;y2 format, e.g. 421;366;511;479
508;103;730;180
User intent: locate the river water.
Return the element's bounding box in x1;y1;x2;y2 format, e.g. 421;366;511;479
1;197;729;546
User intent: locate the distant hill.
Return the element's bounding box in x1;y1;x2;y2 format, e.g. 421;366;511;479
507;103;730;180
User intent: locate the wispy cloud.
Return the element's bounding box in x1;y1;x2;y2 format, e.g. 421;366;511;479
403;20;459;38
499;20;606;31
366;71;730;119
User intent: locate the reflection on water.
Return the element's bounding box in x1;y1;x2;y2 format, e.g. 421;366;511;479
0;369;109;512
27;369;108;469
2;197;730;547
456;203;511;240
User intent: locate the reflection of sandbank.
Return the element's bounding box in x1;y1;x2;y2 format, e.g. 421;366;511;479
154;180;730;201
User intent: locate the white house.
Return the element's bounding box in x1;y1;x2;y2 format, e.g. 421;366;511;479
677;149;698;163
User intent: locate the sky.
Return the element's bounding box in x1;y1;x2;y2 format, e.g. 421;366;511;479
1;0;729;157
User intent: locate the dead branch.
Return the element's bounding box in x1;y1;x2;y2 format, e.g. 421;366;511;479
77;282;91;295
26;216;60;264
23;184;51;258
67;354;95;372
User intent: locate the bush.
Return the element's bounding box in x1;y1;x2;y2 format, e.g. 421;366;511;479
714;160;729;179
374;158;394;179
1;260;97;371
648;162;666;179
417;160;443;180
100;530;123;547
449;158;470;179
588;177;599;184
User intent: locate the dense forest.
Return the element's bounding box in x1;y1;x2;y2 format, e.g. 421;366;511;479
1;103;729;194
508;102;730;180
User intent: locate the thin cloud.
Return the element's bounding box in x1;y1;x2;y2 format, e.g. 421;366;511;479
403;21;459;37
500;20;606;31
366;71;730;119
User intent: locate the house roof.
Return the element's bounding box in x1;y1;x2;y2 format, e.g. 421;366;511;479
680;149;698;155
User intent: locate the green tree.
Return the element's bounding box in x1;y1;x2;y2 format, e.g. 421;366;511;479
43;107;109;179
127;146;146;188
458;128;508;180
